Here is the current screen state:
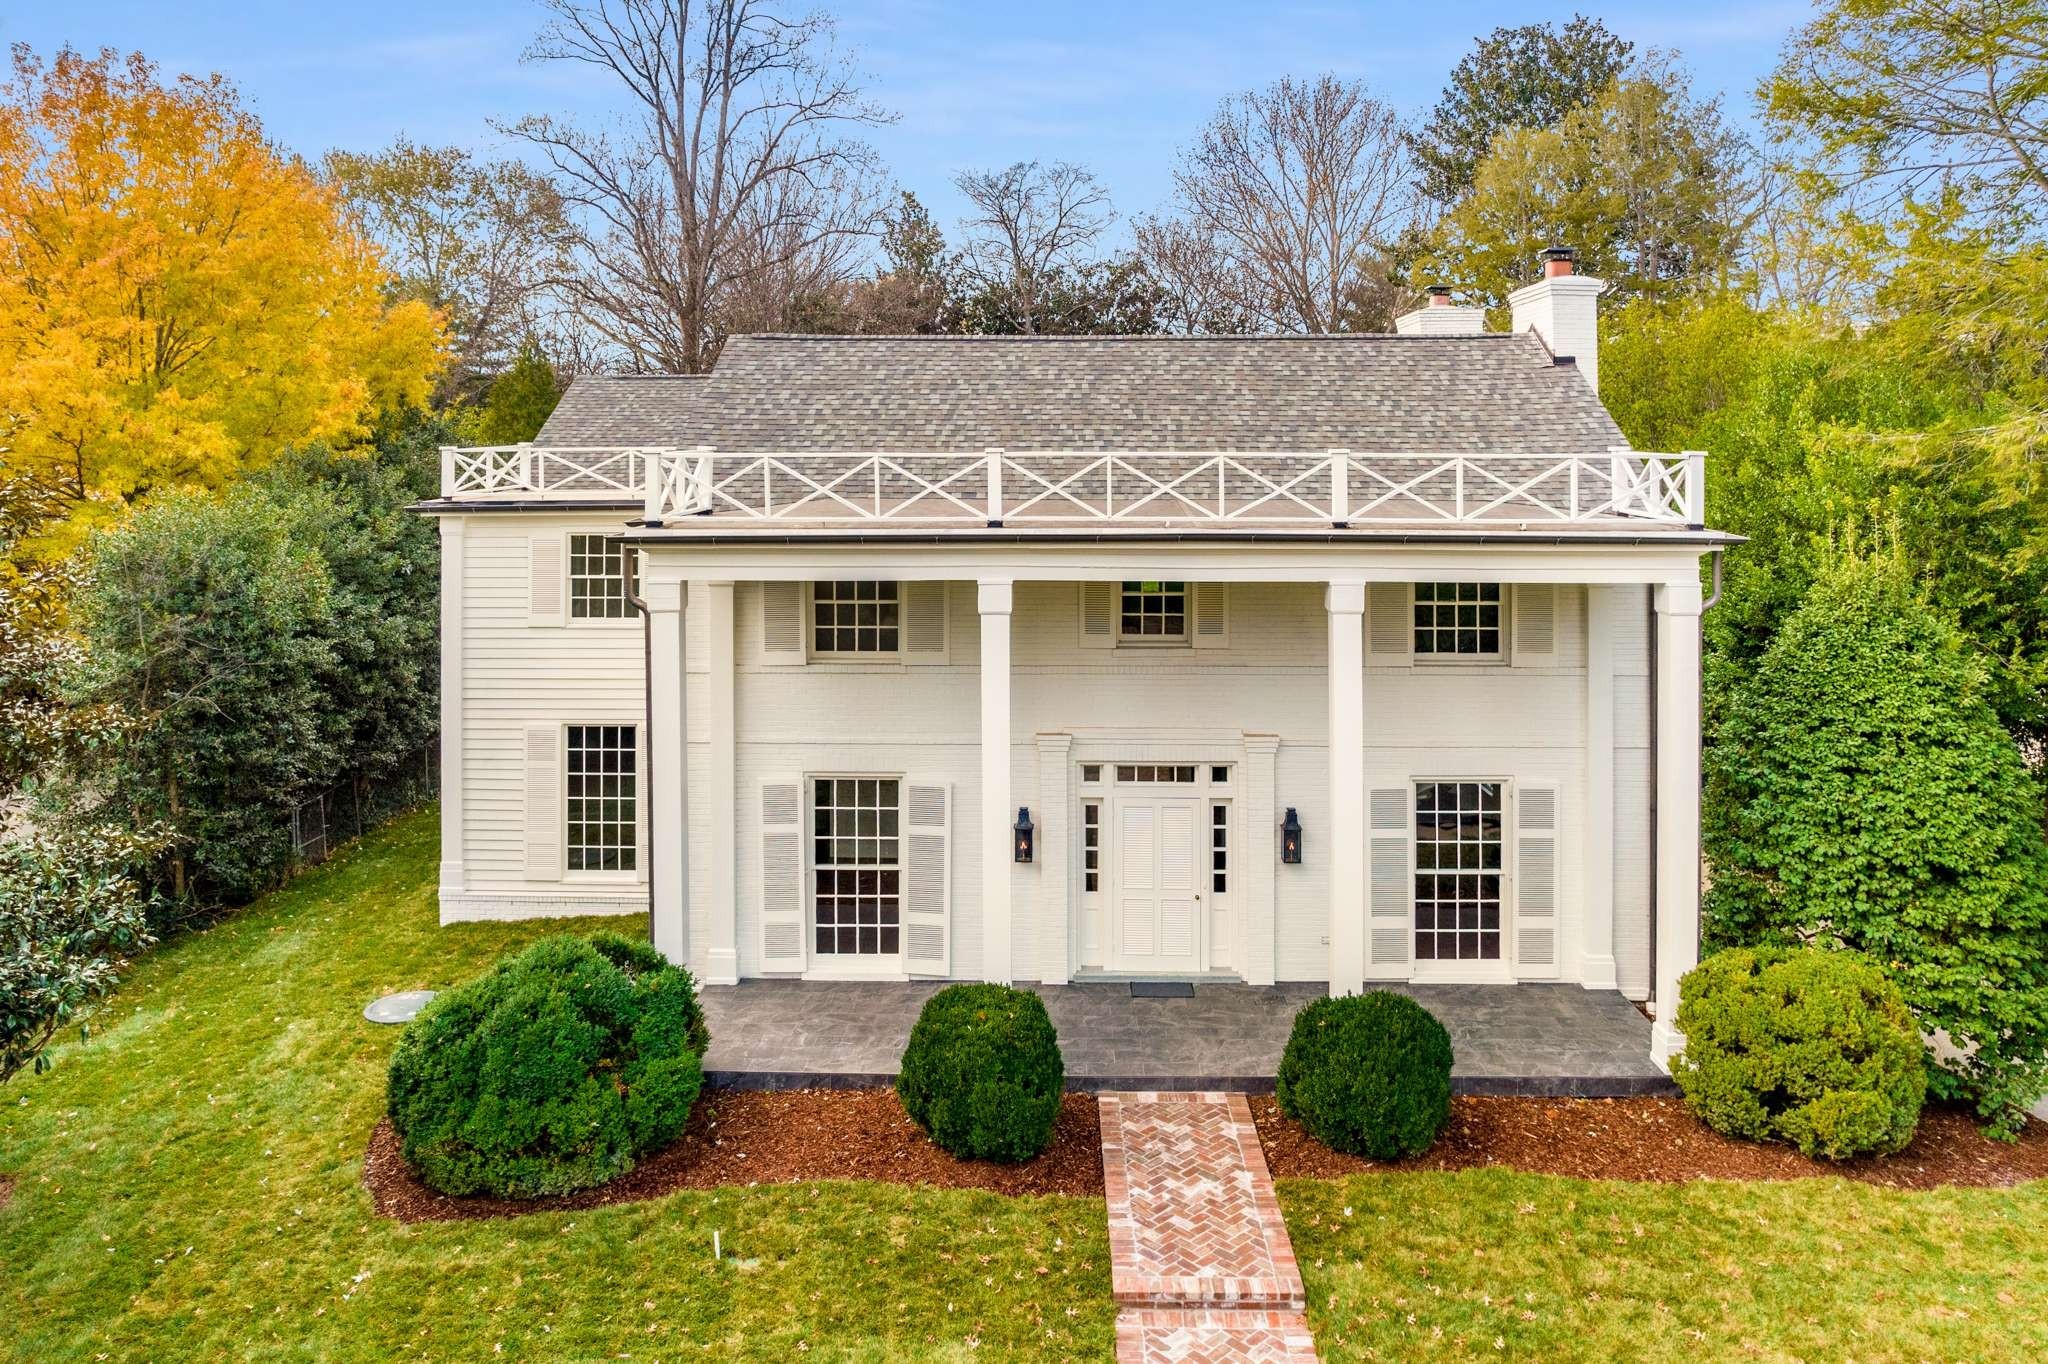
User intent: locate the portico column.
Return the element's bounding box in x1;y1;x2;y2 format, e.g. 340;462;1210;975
1650;579;1704;1068
979;580;1015;983
1581;585;1619;990
702;581;739;983
436;516;466;910
1326;583;1367;996
646;578;691;965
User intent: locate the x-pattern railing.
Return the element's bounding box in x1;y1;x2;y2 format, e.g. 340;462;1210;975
439;444;680;499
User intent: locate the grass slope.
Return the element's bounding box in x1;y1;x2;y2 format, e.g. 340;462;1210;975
0;811;1113;1361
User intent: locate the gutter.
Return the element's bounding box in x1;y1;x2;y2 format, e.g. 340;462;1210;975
623;553;656;946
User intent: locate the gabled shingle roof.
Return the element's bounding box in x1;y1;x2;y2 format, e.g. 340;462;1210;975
536;332;1628;452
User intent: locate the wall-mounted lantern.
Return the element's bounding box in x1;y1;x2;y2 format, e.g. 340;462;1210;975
1280;808;1303;865
1014;807;1035;863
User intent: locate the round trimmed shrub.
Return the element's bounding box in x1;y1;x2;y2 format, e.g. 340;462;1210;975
1276;991;1453;1159
896;983;1064;1162
386;933;710;1197
1673;946;1926;1160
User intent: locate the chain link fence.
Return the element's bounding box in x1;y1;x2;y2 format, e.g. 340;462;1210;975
289;745;439;869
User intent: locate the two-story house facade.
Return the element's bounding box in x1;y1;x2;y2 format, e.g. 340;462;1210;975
417;253;1734;1068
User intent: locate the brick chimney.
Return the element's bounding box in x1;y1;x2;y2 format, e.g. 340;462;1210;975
1508;246;1606;393
1393;284;1486;336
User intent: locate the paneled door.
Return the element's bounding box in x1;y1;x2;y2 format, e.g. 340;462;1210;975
1110;795;1203;973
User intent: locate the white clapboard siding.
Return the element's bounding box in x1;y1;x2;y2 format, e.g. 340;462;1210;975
759;779;806;971
759;582;806;665
524;724;561;879
904;781;952;974
1190;583;1229;649
1512;583;1558;666
1515;781;1561;978
1366;583;1411;664
1367;781;1411;972
902;581;950;664
1078;582;1116;649
528;534;565;627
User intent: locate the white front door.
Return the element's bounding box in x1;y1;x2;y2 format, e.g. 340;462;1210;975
1110;795;1203;973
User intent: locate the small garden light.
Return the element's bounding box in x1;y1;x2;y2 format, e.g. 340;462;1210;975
1281;807;1302;864
1014;806;1034;863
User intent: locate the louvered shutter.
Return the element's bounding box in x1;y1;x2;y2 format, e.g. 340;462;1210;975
1190;583;1229;649
1512;584;1558;666
902;581;949;664
1078;583;1115;649
524;725;561;879
903;781;951;975
1514;782;1562;978
528;535;565;626
759;582;806;665
1367;783;1411;973
758;779;807;972
1366;583;1411;664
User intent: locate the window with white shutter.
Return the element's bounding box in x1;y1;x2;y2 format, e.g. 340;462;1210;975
758;779;806;971
1367;783;1411;971
528;535;565;627
903;781;951;975
1515;782;1562;977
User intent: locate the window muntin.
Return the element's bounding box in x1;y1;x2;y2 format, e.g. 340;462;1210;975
1082;802;1101;893
1119;581;1187;640
812;581;900;655
569;535;636;619
812;778;901;956
565;725;637;872
1210;803;1228;894
1413;582;1502;657
1414;781;1503;961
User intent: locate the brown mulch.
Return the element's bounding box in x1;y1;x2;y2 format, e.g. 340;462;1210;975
1255;1095;2048;1190
0;1174;13;1211
363;1088;1105;1223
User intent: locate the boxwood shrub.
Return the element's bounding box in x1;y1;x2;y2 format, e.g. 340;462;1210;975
1673;945;1926;1160
386;933;710;1197
896;983;1064;1162
1276;991;1453;1159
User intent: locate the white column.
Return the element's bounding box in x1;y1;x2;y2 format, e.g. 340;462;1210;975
1581;585;1619;990
1243;733;1281;987
703;582;738;983
1037;733;1073;985
1650;579;1704;1068
436;516;466;912
1326;583;1367;995
979;580;1015;983
646;579;691;965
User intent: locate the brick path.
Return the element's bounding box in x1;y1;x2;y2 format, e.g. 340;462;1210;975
1099;1092;1319;1363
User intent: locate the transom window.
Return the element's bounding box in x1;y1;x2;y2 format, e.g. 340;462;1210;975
1413;582;1502;657
1414;781;1503;961
1119;581;1186;640
569;535;636;619
565;725;637;872
813;581;900;655
812;778;901;955
1116;764;1199;783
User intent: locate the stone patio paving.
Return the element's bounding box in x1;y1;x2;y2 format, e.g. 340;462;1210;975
698;980;1671;1096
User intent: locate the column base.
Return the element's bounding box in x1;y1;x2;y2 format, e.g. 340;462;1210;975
1649;1020;1686;1074
702;947;740;985
1578;955;1619;991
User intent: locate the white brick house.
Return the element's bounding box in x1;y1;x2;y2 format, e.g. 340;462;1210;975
418;255;1733;1068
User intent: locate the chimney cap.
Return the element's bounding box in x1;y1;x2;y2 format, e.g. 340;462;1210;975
1424;284;1453;305
1539;244;1577;278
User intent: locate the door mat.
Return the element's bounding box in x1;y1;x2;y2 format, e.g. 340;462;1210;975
1129;982;1196;998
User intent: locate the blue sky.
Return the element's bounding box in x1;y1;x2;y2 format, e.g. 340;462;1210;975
2;1;1808;236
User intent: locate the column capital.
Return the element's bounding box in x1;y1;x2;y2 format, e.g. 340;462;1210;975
642;578;685;613
977;579;1014;615
1324;582;1366;615
1654;580;1704;617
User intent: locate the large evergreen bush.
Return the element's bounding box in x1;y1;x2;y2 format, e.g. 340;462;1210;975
387;934;708;1197
896;984;1064;1163
1703;552;2048;1133
1674;946;1926;1159
1276;992;1454;1159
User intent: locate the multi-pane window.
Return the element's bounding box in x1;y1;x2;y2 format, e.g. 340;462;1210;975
812;778;901;955
1210;804;1229;894
1116;764;1199;783
1413;781;1503;961
565;725;637;872
1082;803;1101;893
1413;582;1502;656
813;581;900;654
569;535;636;619
1119;581;1186;640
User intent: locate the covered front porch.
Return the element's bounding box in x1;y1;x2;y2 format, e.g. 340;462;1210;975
697;979;1672;1096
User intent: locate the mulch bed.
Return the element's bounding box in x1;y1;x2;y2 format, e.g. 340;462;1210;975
1254;1095;2048;1190
0;1174;13;1211
363;1088;1105;1223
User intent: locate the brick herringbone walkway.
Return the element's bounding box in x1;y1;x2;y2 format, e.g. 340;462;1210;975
1099;1092;1318;1363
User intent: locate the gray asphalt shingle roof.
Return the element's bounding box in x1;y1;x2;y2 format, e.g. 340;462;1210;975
536;332;1628;453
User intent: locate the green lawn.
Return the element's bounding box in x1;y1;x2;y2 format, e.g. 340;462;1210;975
3;809;2045;1363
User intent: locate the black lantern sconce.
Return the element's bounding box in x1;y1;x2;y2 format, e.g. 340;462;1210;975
1014;807;1035;863
1280;808;1303;864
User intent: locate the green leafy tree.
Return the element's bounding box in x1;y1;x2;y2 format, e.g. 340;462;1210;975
1411;15;1633;207
1703;550;2048;1133
469;340;563;445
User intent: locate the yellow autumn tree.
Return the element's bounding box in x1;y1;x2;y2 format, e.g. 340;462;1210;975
0;45;444;530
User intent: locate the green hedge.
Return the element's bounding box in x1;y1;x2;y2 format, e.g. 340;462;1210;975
1276;991;1454;1159
1673;946;1926;1160
896;983;1064;1162
386;933;709;1197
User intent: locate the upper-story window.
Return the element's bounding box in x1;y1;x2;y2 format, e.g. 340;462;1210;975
1119;581;1187;641
1413;582;1502;657
569;535;636;619
813;581;900;655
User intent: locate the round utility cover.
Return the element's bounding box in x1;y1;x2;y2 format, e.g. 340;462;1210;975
363;990;438;1024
